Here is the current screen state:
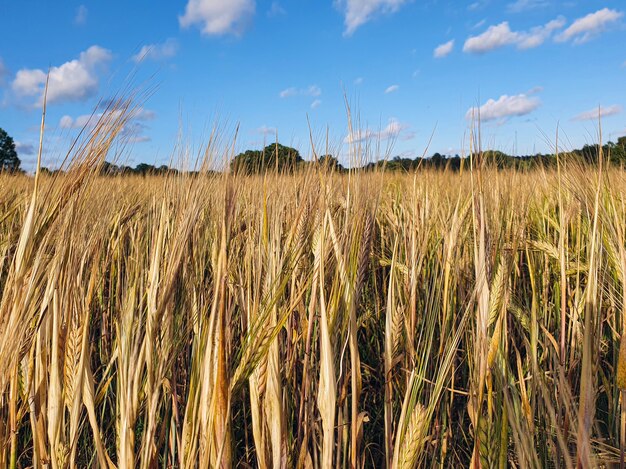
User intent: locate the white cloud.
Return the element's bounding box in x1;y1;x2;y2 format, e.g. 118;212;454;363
12;46;112;106
384;84;399;94
473;19;486;30
354;77;364;85
556;8;623;44
345;117;414;143
311;99;321;109
518;17;566;49
307;85;321;97
267;1;286;17
466;93;541;122
464;22;520;53
75;5;88;25
572;105;622;121
337;0;409;36
468;0;489;11
59;113;98;129
132;39;179;63
257;125;277;136
279;87;297;98
15;141;35;156
379;118;413;140
434;39;454;58
179;0;255;36
279;85;321;98
464;17;565;53
507;0;548;13
59;115;75;129
58;107;156;145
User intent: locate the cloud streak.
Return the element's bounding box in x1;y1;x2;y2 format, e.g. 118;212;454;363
75;5;88;25
556;8;623;44
279;85;321;98
337;0;409;36
464;18;565;53
434;40;454;58
345;118;414;143
572;105;622;121
0;58;7;85
132;39;179;63
507;0;548;13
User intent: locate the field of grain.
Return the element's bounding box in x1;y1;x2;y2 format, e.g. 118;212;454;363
1;109;626;468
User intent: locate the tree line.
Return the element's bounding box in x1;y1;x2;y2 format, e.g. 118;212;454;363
2;125;626;175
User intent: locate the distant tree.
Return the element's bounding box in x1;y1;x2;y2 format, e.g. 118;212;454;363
0;127;21;172
317;154;343;171
134;163;157;175
608;138;626;164
231;143;303;174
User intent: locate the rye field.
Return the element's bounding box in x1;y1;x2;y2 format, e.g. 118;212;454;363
2;110;626;468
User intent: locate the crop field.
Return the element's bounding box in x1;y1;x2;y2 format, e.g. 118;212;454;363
1;111;626;468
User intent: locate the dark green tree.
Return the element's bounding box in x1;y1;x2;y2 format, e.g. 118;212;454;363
317;154;343;171
0;127;21;172
608;137;626;164
134;163;157;175
231;143;303;174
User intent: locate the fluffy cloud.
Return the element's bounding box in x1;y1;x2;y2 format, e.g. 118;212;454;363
336;0;409;36
464;18;565;53
556;8;623;44
572;105;622;121
132;39;179;63
384;84;399;94
59;113;99;129
311;99;322;109
466;93;541;122
279;85;321;98
75;5;88;25
464;22;519;53
434;40;454;58
12;46;112;106
345;118;414;143
507;0;548;13
179;0;255;36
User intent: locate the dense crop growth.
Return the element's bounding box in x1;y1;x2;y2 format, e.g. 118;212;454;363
1;106;626;468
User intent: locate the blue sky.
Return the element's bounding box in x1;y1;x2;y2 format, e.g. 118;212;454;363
0;0;625;169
